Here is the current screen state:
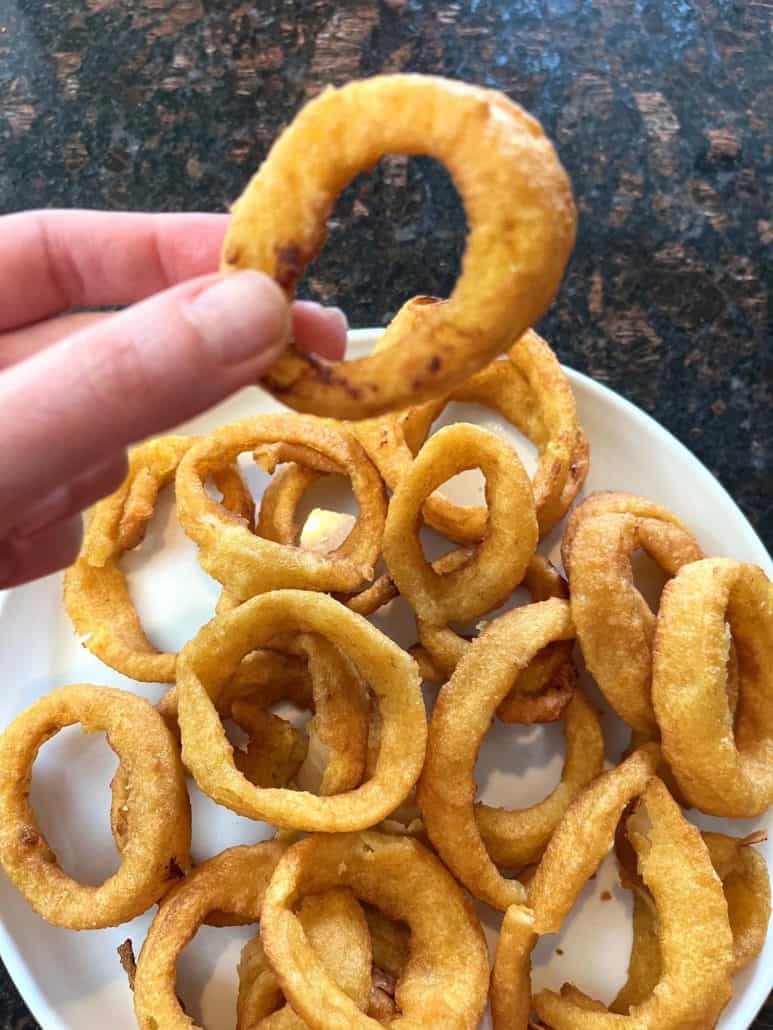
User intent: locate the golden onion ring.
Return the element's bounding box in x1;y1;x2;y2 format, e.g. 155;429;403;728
223;74;576;419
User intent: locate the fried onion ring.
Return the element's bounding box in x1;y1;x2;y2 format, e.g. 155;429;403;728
418;599;602;909
63;435;254;682
613;828;770;1011
492;765;734;1030
383;423;537;627
223;74;576;419
260;831;489;1029
652;557;773;817
563;492;703;733
418;555;576;724
133;842;285;1030
176;415;387;600
176;590;425;831
357;328;588;541
237;888;372;1028
0;684;190;929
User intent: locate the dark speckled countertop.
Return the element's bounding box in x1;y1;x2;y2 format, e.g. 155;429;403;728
1;1;771;1027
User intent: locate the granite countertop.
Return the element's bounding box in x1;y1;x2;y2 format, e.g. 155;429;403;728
0;1;771;1027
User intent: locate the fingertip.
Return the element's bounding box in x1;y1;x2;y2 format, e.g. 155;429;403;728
292;301;348;361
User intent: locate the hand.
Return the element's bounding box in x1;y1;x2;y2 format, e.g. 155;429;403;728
0;210;347;589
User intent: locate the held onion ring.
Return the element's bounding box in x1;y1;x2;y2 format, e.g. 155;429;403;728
357;327;588;542
417;599;601;910
63;435;254;683
133;842;285;1030
176;415;387;600
418;555;577;724
563;492;703;733
260;831;489;1029
383;423;538;627
652;557;773;817
176;590;425;831
222;74;576;419
237;889;372;1028
0;684;190;929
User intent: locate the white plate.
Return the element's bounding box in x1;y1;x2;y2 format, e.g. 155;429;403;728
0;329;770;1030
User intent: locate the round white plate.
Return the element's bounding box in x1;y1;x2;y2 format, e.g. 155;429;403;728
0;329;770;1030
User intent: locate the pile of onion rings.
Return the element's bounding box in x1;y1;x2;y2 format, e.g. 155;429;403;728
0;70;769;1030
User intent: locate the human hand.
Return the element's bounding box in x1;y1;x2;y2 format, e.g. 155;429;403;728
0;210;347;588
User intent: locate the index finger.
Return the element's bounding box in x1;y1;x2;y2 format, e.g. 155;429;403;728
0;209;230;332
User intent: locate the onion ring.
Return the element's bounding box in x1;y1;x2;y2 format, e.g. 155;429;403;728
613;828;770;1011
133;842;285;1029
563;492;703;733
383;423;537;627
418;599;602;909
357;328;588;541
493;764;734;1030
176;590;425;831
260;831;489;1028
255;450;398;617
418;555;576;724
652;557;773;817
0;684;190;929
237;888;372;1028
176;416;387;599
63;435;254;683
222;74;576;419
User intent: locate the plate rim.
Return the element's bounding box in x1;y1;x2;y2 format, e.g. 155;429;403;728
0;330;770;1030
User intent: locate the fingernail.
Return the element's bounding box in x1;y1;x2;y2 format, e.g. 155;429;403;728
184;270;290;365
321;306;348;336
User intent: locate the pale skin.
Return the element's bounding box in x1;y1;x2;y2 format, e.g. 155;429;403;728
0;210;348;588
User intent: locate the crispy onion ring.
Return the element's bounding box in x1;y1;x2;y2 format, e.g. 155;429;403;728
133;842;285;1030
261;831;489;1029
492;760;734;1030
222;74;576;419
418;555;577;724
237;888;372;1028
383;423;537;626
255;448;398;617
357;328;588;541
562;491;703;733
613;829;770;1011
176;590;425;831
63;435;254;683
176;415;387;600
652;557;773;817
418;599;603;909
0;684;190;929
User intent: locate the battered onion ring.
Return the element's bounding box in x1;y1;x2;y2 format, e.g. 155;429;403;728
418;599;602;909
563;492;703;733
237;889;372;1028
357;328;588;542
222;74;576;419
383;423;537;626
133;842;285;1030
176;415;387;599
652;557;773;817
613;829;770;1011
260;831;489;1029
176;590;425;831
63;435;254;683
418;555;577;724
255;450;398;617
0;684;190;929
492;767;733;1030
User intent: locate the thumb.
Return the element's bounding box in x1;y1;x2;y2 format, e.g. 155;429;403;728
0;270;292;515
